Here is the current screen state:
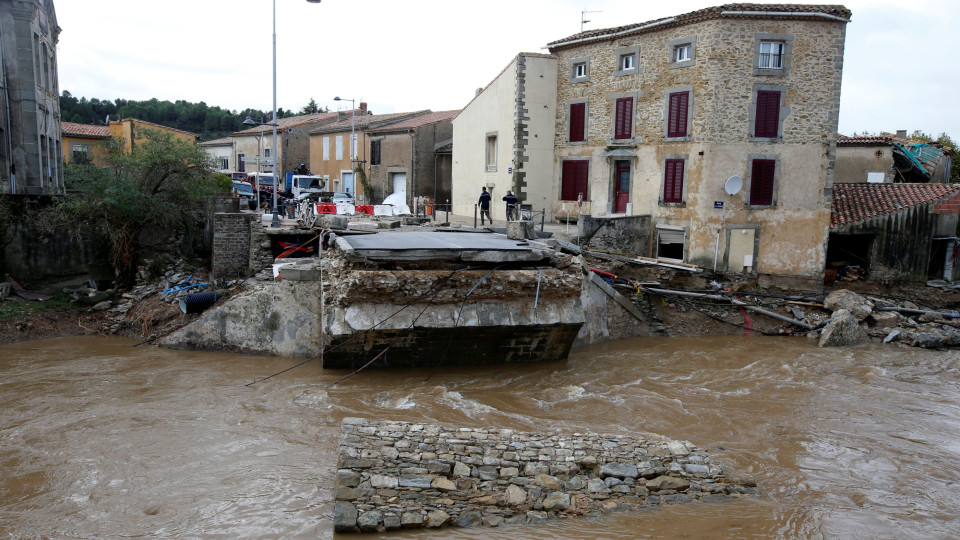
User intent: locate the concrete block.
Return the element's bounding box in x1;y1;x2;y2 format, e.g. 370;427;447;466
506;220;536;240
378;220;401;229
318;215;348;230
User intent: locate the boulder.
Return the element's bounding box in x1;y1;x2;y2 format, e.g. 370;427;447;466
505;484;527;505
453;461;471;477
823;289;874;321
333;501;358;533
909;331;947;349
383;514;402;530
400;511;423;528
336;469;361;488
357;510;382;532
869;311;900;328
431;477;456;492
600;462;639;479
456;509;483;527
818;309;868;347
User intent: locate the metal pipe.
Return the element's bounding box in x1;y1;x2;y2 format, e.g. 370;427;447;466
270;0;279;227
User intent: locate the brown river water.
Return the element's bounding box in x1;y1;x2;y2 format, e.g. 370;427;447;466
1;335;958;539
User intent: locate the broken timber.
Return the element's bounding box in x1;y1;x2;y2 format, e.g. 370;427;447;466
587;271;646;322
647;288;814;330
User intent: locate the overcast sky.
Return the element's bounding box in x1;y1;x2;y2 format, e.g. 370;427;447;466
55;0;959;139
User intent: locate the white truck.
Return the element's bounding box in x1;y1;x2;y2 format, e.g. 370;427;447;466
286;174;326;198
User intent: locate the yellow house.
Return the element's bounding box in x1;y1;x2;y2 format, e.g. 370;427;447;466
60;122;111;166
109;118;197;153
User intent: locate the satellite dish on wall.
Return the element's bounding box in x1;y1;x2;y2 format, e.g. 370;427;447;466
724;175;743;195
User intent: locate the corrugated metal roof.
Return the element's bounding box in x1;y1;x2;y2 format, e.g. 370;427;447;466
831;183;960;229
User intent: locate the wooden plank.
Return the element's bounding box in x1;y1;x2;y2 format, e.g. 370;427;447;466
587;272;646;322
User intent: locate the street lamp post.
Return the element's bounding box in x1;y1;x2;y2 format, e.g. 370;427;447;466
264;0;321;227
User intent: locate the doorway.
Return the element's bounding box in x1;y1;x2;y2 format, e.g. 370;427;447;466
392;173;407;201
341;172;355;196
614;160;630;214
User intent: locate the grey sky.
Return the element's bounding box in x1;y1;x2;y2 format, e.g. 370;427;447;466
55;0;959;139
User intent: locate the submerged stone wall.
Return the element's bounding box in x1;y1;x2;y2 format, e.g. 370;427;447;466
334;418;753;533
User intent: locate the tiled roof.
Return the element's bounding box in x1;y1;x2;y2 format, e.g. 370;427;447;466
831;183;960;228
61;121;110;139
308;111;432;135
198;137;233;147
113;118;198;138
232;111;344;135
548;4;852;49
367;110;460;133
837;135;893;146
838;133;954;180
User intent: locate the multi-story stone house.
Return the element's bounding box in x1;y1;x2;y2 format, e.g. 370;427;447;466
307;108;431;204
0;0;62;194
546;4;851;282
365;110;458;209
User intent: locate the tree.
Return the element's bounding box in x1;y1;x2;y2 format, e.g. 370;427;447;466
300;98;319;114
45;130;227;289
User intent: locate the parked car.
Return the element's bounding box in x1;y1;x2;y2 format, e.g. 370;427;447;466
230;172;248;182
231;180;257;210
332;192;355;205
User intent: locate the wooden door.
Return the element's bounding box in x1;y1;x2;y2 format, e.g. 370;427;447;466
615;160;630;213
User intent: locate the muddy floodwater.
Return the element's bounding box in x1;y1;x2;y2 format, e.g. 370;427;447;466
1;335;959;539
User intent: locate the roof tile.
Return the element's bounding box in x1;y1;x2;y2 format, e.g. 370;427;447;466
61;121;110;139
831;183;960;229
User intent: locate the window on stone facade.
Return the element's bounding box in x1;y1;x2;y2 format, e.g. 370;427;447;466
619;53;635;71
569;103;586;143
754;90;781;138
561;160;589;201
759;41;784;69
219;157;229;170
485;134;497;172
614;98;633;140
674;44;691;62
573;62;587;79
370;140;381;165
667;91;690;138
750;159;776;206
663;159;685;204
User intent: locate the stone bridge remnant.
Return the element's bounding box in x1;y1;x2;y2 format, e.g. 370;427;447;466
334;418;754;533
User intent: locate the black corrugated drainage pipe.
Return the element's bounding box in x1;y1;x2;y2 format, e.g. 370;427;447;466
179;291;223;314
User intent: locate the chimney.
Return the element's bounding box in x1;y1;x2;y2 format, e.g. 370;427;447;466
475;87;483;96
896;129;907;139
360;102;368;114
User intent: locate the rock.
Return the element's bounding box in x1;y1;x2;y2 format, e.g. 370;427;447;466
477;466;499;481
92;300;112;311
506;220;537;240
398;474;433;488
525;510;549;524
684;463;710;475
334;486;360;501
535;474;561;490
918;312;944;323
869;311;900;328
564;476;586;490
401;511;423;528
431;477;457;492
370;474;398;489
667;440;692;456
383;514;402;530
425;460;452;475
483;515;504;527
818;309;868;347
587;478;610;493
823;289;874;321
662;493;692;504
578;455;598;467
453;461;471;477
456;509;483;527
937;325;960;345
378;220;401;229
505;484;527;504
646;475;690;492
882;328;901;344
600;462;639;479
425;510;450;528
333;501;358;533
910;331;947;349
357;510;382;532
542;492;571;511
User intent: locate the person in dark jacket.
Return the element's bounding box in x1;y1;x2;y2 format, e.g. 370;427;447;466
502;190;518;220
478;186;492;225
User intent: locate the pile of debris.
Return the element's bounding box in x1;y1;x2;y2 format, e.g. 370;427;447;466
817;289;960;349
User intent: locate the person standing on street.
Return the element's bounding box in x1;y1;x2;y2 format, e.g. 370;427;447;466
478;186;492;225
502;190;518;221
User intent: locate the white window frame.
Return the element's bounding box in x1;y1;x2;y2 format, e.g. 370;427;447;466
218;156;229;170
759;41;784;69
485;133;497;172
619;53;635;71
574;62;587;79
674;45;691;62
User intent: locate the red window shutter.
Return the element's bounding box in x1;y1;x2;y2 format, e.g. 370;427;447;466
614;98;632;140
561;160;590;201
750;159;776;205
755;91;780;138
569;103;585;142
667;92;689;138
663;159;684;203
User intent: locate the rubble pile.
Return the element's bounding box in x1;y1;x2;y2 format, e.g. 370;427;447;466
817;289;960;349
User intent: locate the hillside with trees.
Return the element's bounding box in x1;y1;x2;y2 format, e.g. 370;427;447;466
59;92;327;141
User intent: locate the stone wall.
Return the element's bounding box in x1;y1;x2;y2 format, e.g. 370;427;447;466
211;212;257;279
578;214;652;256
334;418;751;533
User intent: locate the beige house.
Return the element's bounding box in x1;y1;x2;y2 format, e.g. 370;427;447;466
307;108;430;204
546;4;851;280
836;133;955;184
452;53;558;221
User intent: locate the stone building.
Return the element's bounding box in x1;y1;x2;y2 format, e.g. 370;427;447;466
836;133;955;184
231;110;345;180
307;108;431;204
452;53;558;221
0;0;62;195
546;4;851;281
365;110;457;209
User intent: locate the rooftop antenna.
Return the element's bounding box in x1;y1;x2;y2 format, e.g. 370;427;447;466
581;9;601;33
